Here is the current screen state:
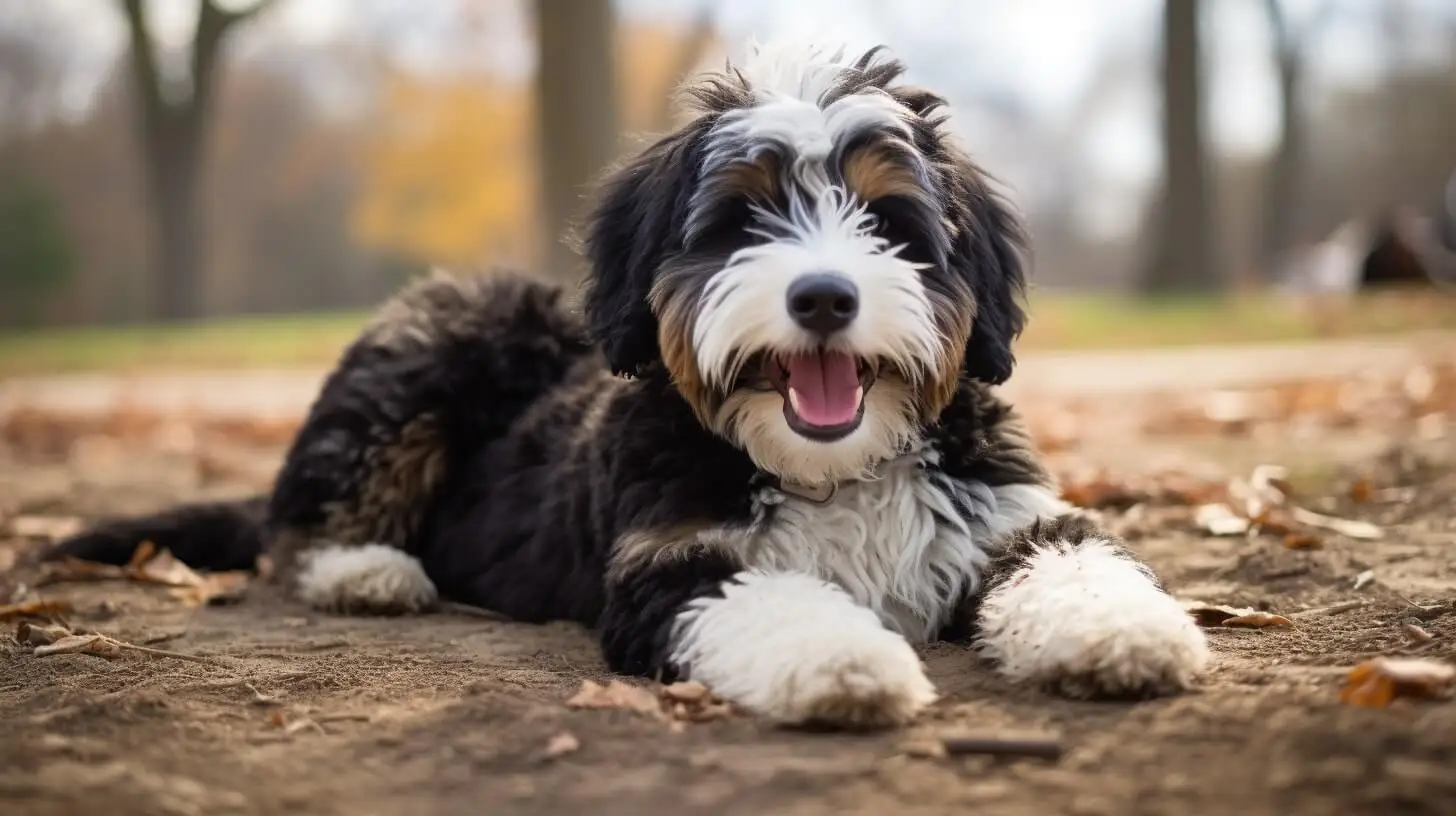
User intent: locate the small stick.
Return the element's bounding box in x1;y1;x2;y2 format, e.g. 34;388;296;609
438;601;511;622
1292;600;1364;618
939;736;1063;761
114;640;231;667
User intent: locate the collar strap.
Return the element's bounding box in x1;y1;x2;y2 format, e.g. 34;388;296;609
774;478;840;504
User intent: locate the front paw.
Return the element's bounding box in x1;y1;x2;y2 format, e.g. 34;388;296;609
977;538;1209;699
752;628;937;728
671;572;936;729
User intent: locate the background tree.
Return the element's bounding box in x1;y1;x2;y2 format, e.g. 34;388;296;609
1140;0;1220;294
1257;0;1337;273
532;0;620;282
119;0;273;320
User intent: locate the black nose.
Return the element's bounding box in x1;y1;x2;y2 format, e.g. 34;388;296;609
786;273;859;335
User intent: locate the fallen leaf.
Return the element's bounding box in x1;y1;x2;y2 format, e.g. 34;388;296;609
565;679;735;725
0;599;73;622
8;515;84;541
1353;570;1377;591
18;621;223;665
1195;504;1251;536
1220;612;1294;629
661;680;712;704
542;732;581;759
1348;478;1374;503
38;543;250;605
16;621;73;646
1290;507;1382;540
1340;657;1455;708
38;557;130;585
34;633;125;659
1182;602;1250;627
1182;602;1294;628
1403;623;1434;644
566;680;664;718
168;571;252;606
1282;531;1324;550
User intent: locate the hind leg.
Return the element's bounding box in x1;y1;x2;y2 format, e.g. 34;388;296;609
265;270;592;614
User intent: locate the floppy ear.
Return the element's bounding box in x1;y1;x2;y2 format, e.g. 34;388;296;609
581;125;707;377
943;153;1030;385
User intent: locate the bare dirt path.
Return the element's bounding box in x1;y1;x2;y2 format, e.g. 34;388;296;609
3;332;1453;420
2;341;1455;816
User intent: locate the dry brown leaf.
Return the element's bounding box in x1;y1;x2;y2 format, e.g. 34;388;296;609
38;557;129;585
1403;623;1434;644
566;680;664;718
17;621;223;665
169;571;251;606
0;599;73;622
660;680;712;704
1282;531;1324;550
1183;602;1293;628
1353;569;1376;591
8;515;84;541
1195;504;1250;537
1348;477;1375;503
1183;602;1250;627
16;621;73;646
542;732;581;759
1221;612;1294;628
565;679;735;725
38;542;250;604
132;545;207;587
1340;657;1455;708
34;633;126;659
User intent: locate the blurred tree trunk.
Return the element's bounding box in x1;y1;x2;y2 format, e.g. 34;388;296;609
534;0;620;282
120;0;271;321
1140;0;1219;294
1257;0;1336;275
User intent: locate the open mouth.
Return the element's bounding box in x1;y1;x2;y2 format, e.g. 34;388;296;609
765;351;876;441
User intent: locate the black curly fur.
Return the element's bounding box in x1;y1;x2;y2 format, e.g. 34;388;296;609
45;46;1128;690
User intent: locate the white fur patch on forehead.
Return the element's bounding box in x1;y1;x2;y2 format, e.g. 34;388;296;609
733;40;863;104
704;41;911;174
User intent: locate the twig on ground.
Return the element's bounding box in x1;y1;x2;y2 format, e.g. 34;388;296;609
438;601;511;621
1292;600;1364;618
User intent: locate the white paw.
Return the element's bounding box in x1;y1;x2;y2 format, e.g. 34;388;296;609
977;539;1209;699
671;571;936;728
296;543;438;614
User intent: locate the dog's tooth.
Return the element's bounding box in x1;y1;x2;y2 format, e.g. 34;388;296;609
788;388;803;415
854;385;864;409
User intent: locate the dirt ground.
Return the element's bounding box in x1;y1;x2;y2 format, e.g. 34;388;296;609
2;348;1455;816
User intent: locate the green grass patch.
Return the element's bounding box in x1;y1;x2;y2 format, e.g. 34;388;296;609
0;290;1450;378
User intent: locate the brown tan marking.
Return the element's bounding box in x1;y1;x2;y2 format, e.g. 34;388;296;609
843;146;923;203
720;152;780;205
652;286;715;426
322;415;448;547
607;524;741;585
919;285;975;418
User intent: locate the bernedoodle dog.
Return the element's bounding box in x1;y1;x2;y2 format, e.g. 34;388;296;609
47;43;1209;728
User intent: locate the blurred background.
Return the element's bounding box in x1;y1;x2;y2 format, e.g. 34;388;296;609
0;0;1452;368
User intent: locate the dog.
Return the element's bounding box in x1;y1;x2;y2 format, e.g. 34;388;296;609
47;43;1209;728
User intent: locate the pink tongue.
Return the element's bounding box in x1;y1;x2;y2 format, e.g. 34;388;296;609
786;351;861;427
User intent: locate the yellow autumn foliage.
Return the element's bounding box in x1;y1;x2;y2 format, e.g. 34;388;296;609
351;75;537;267
350;23;722;268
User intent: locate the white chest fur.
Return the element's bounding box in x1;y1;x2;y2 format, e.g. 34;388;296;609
738;451;1065;643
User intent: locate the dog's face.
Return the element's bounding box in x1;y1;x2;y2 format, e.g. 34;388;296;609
584;44;1028;486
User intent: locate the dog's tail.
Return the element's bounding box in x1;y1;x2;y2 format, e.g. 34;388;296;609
43;496;269;572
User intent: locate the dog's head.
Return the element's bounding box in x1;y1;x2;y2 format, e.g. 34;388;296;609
583;43;1029;486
